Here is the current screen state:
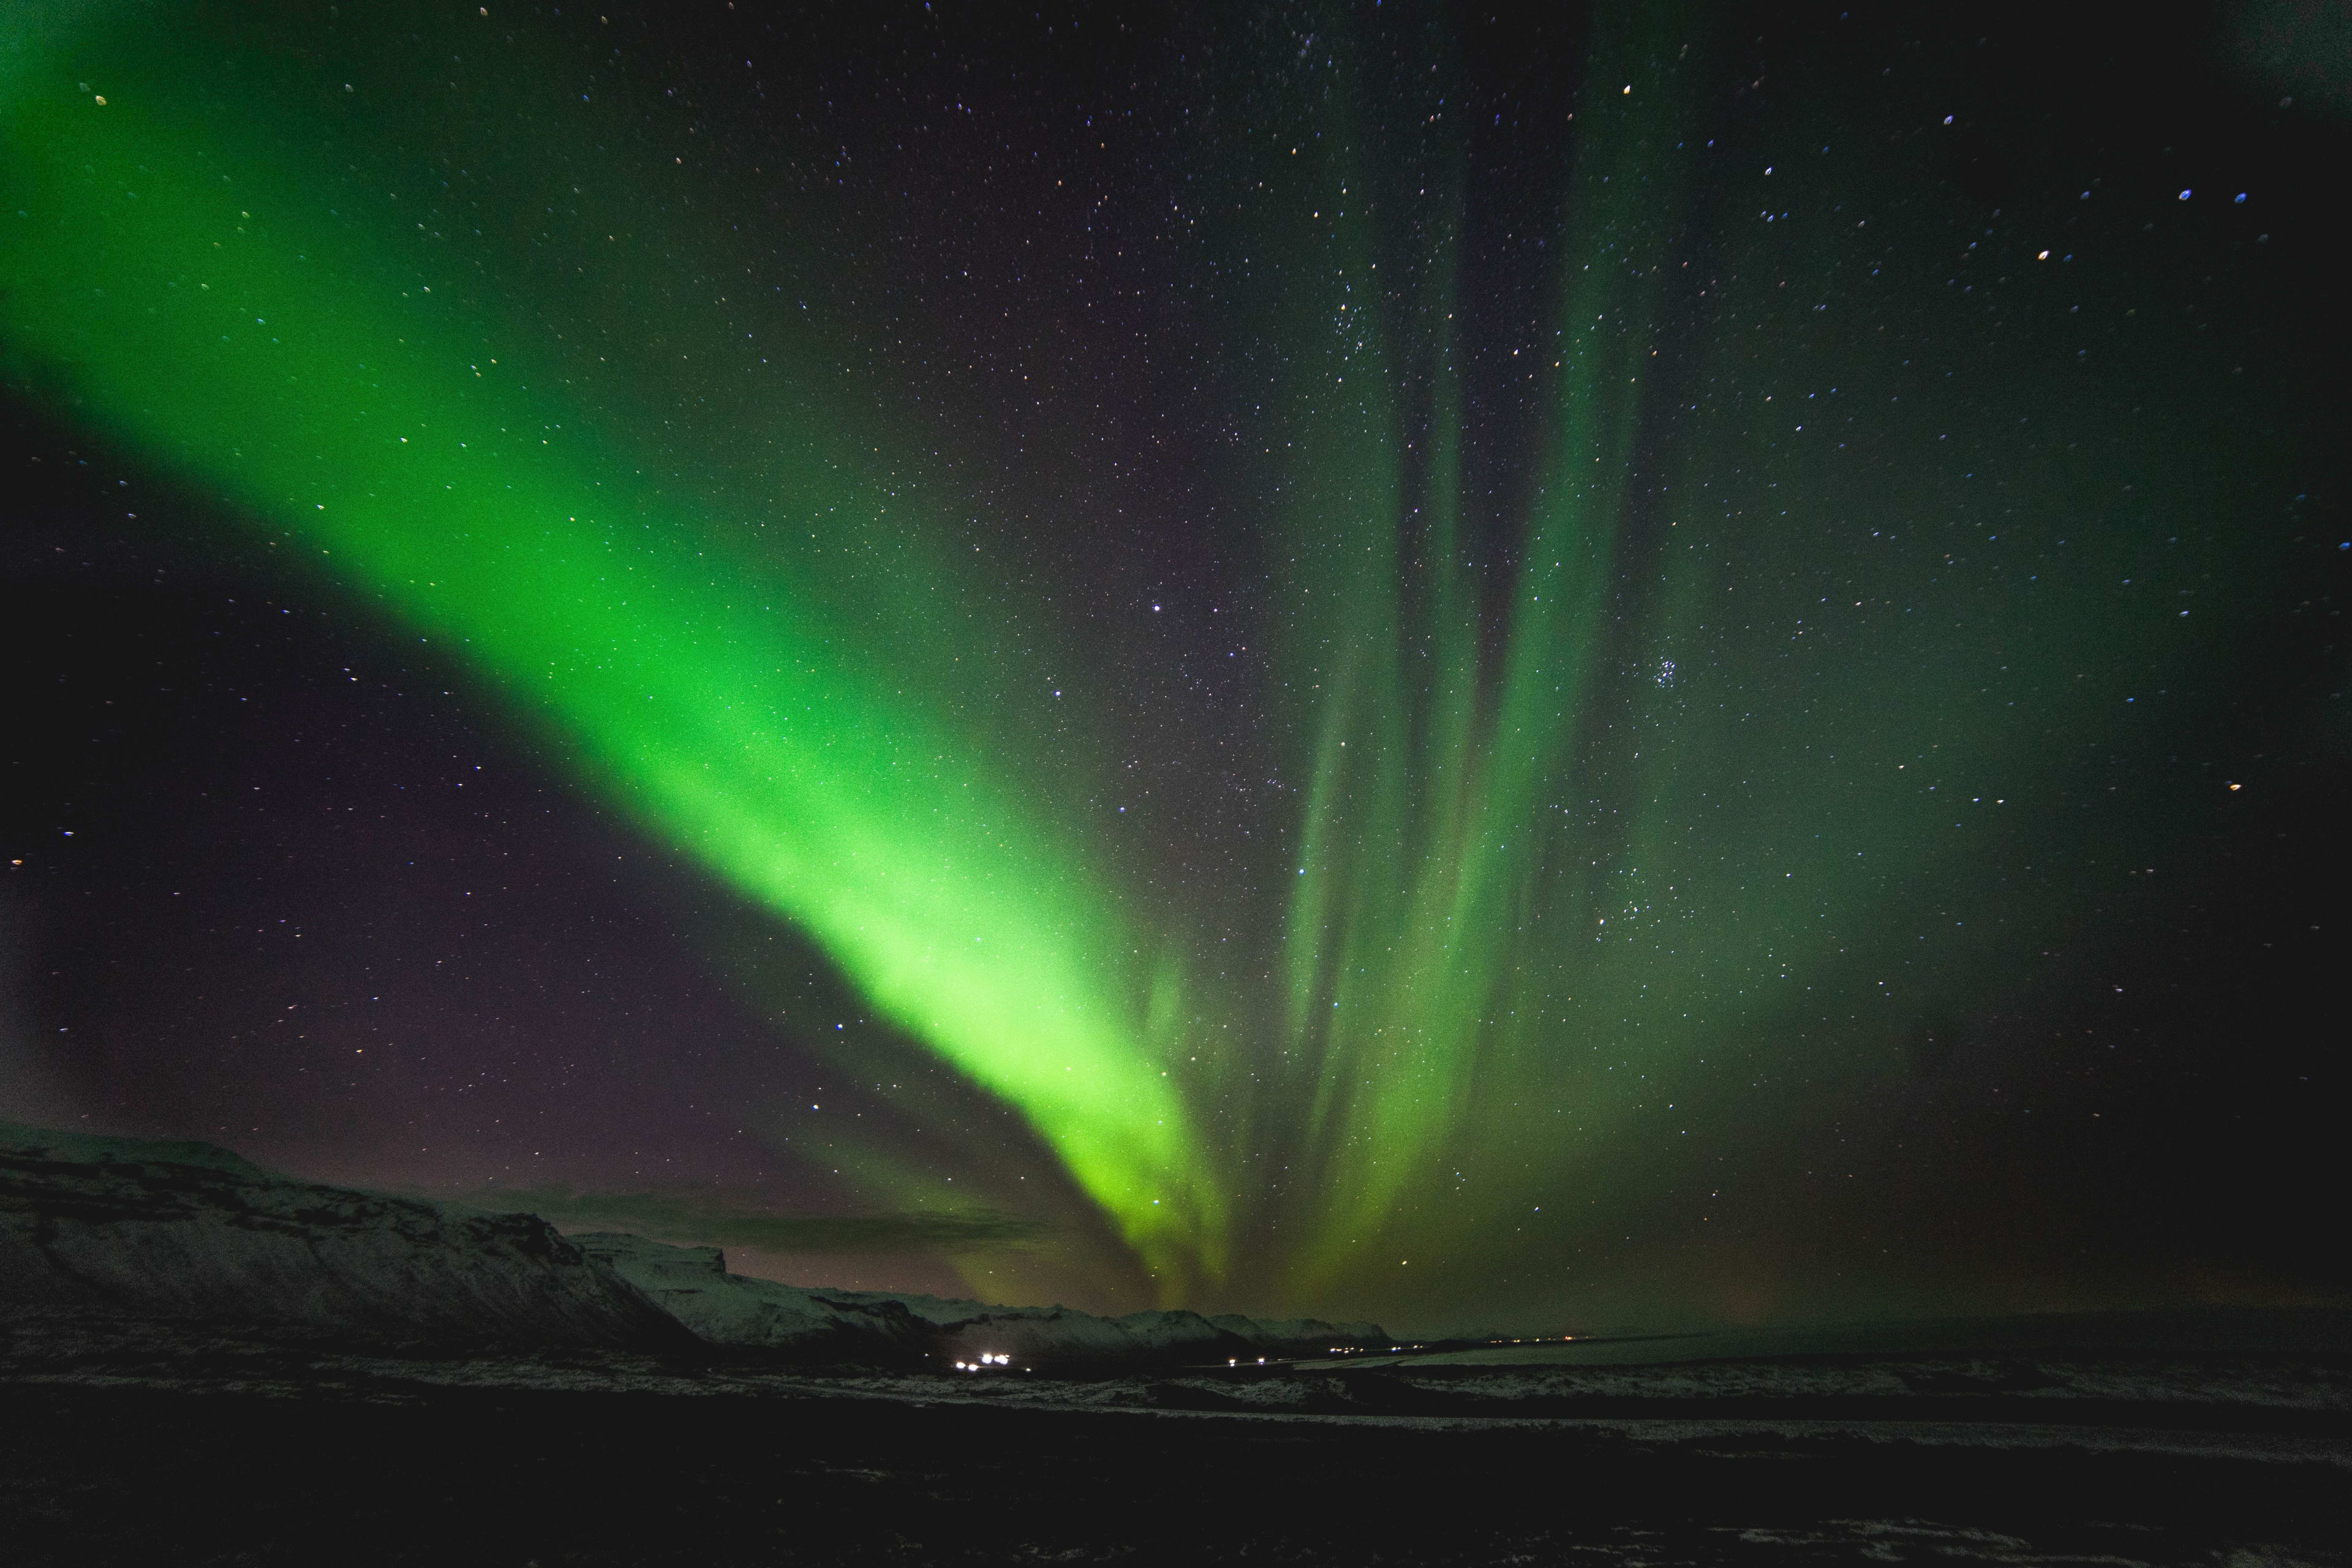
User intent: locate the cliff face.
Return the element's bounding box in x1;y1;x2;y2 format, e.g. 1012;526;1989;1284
0;1124;683;1348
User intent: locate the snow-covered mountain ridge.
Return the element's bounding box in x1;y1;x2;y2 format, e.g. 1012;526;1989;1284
0;1122;682;1346
0;1125;1388;1365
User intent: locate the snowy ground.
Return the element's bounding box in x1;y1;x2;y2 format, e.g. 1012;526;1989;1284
2;1367;2343;1567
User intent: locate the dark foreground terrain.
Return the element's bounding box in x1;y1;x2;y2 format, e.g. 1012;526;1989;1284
12;1123;2337;1562
4;1362;2345;1566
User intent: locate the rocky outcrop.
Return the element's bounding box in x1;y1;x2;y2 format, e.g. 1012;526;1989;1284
570;1231;932;1362
0;1123;682;1348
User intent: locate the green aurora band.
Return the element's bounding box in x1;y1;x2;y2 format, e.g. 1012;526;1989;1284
2;2;2283;1317
1;0;1228;1286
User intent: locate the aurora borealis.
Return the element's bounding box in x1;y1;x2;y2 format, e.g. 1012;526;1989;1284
4;2;2343;1329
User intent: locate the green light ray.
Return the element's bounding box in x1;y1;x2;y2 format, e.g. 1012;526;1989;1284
1242;4;1710;1297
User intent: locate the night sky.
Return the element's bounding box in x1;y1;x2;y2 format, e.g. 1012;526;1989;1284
4;0;2344;1333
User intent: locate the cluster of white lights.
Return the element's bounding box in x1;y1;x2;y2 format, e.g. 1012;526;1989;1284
954;1352;1011;1371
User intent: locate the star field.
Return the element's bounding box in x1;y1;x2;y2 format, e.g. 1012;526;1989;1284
2;0;2343;1330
